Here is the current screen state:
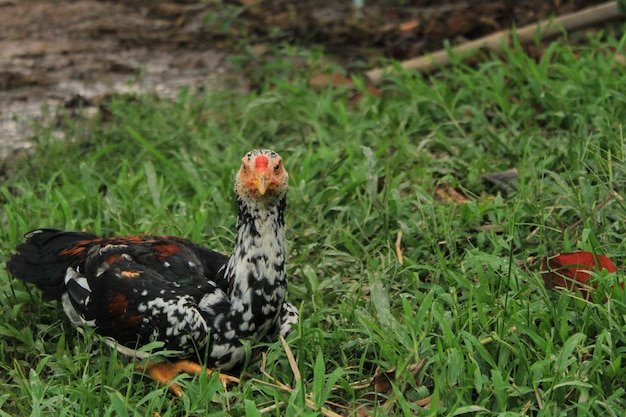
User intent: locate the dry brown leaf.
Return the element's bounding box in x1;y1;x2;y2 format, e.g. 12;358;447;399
415;395;433;407
434;182;471;204
354;360;430;414
309;72;354;89
399;20;419;33
369;359;427;395
353;404;375;417
371;366;395;394
408;359;427;380
415;394;445;409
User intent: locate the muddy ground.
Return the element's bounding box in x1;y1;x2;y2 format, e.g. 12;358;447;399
0;0;602;158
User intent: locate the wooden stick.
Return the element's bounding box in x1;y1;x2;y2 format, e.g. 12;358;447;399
366;1;621;84
395;230;403;265
565;191;617;231
280;335;301;382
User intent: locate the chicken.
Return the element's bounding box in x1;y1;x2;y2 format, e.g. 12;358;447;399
7;149;298;395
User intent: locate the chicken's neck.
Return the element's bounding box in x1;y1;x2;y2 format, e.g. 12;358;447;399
224;195;287;340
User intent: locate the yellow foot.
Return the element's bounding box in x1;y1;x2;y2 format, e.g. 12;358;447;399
136;359;240;397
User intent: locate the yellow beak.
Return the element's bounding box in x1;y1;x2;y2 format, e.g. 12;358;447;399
254;174;268;195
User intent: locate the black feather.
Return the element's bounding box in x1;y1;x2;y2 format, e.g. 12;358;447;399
65;277;91;310
7;229;99;299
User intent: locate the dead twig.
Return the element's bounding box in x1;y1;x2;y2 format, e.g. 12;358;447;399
565;190;621;231
395;231;403;265
256;336;343;417
280;335;301;382
366;1;621;83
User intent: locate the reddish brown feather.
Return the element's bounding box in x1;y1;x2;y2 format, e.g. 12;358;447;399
107;290;130;316
154;242;182;260
126;314;143;327
120;270;142;279
59;239;102;257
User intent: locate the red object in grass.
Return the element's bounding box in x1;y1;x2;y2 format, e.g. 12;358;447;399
541;251;618;300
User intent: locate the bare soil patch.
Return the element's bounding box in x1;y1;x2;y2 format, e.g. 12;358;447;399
0;0;602;158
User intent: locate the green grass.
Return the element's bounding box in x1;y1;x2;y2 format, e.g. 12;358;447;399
2;29;626;416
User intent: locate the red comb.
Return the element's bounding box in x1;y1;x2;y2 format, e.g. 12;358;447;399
255;155;269;167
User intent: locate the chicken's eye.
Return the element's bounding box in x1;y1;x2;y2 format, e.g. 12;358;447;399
274;162;282;173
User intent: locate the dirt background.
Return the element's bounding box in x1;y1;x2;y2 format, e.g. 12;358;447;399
0;0;601;159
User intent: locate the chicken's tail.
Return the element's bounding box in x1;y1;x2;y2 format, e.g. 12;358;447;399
7;229;100;299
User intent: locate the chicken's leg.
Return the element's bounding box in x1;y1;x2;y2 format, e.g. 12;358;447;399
137;360;240;396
